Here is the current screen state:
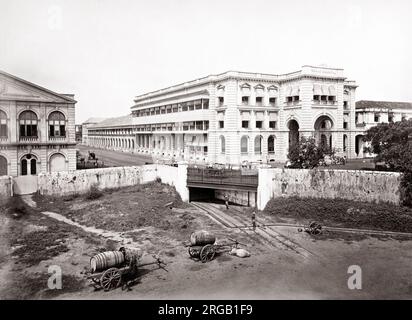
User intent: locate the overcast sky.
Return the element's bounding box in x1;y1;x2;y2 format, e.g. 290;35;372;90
1;0;411;123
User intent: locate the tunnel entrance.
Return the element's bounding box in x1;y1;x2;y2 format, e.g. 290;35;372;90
189;187;215;202
189;187;257;207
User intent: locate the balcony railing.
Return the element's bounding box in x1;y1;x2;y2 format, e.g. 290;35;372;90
49;136;68;143
19;136;39;142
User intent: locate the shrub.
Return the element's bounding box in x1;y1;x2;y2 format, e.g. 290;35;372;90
5;196;33;219
86;184;103;200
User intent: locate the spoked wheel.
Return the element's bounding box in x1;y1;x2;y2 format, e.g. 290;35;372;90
188;246;199;258
200;244;216;263
100;268;122;291
308;221;322;235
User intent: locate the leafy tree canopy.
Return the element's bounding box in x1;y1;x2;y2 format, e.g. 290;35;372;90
363;119;412;172
287;136;334;169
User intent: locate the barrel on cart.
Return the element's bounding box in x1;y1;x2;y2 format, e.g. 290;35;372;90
187;231;244;263
86;247;165;291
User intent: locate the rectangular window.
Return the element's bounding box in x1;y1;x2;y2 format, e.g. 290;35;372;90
195;121;203;130
388;113;394;123
328;96;336;101
219;121;224;129
166;106;172;113
188;101;195;111
343;101;348;108
256;96;263;106
204;121;209;130
242;120;249;129
155;108;160;115
202;99;209;109
374;113;380;122
293;96;299;101
313;95;320;101
218;97;224;106
0;124;6;137
321;95;327;101
161;108;166;114
269;97;276;106
242;96;249;105
343;122;348;129
195;100;202;110
182;103;188;112
269;121;276;129
287;96;293;103
256;121;263;129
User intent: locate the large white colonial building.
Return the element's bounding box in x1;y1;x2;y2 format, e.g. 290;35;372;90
87;65;362;165
0;70;77;177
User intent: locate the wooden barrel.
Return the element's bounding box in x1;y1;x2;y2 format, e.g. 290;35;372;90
119;247;142;264
90;251;125;273
190;230;216;246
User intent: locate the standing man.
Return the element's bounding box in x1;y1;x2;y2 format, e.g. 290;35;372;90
224;194;229;210
251;211;256;231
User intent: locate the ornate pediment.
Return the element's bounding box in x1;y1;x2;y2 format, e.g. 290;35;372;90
0;71;75;103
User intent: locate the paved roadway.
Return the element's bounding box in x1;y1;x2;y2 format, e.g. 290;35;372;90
76;144;153;167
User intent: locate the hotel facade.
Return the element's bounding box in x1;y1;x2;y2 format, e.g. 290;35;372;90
87;65;362;165
0;70;77;177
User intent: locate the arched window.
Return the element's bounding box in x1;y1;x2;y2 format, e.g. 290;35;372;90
240;136;248;154
220;136;225;154
0;110;7;138
19;111;38;137
0;155;7;176
254;135;262;154
49;111;66;138
268;136;275;154
20;154;37;176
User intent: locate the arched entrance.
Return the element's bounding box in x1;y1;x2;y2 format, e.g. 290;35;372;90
355;134;364;157
314;115;333;148
288;120;299;148
50;153;67;172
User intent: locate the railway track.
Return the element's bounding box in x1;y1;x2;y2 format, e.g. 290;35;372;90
191;202;314;258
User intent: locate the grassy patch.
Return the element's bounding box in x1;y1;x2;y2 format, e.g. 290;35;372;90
263;197;412;233
34;182;196;240
5;196;36;219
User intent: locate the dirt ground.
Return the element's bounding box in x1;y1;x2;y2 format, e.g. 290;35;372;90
1;184;412;300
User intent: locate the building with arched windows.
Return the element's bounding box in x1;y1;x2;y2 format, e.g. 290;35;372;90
86;65;363;165
0;70;77;177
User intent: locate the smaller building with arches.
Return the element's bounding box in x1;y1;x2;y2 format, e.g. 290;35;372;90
0;70;77;177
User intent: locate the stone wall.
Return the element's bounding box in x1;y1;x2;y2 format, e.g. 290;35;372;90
0;176;13;200
37;164;189;201
257;168;402;210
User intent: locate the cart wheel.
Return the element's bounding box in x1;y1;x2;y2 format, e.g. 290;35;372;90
188;246;198;258
200;245;216;263
100;268;122;291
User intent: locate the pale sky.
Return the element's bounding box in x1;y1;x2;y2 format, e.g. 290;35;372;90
1;0;411;123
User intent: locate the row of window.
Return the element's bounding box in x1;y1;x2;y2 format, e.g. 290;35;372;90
133;99;209;117
240;96;277;106
90;121;210;135
0;110;67;139
218;120;277;129
219;135;276;154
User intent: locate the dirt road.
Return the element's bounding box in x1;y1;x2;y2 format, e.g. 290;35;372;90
77;144;152;167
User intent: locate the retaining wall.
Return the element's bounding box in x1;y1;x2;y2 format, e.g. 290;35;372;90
37;164;189;202
257;168;402;210
0;176;12;200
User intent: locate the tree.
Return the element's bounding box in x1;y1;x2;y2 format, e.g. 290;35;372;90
363;119;412;206
287;136;334;169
